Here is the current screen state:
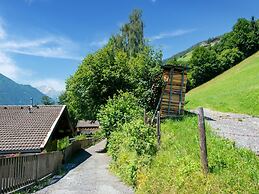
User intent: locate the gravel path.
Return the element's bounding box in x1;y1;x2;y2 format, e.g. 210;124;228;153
195;108;259;155
36;140;134;194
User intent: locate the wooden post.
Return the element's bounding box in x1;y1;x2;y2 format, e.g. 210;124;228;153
198;107;209;175
157;111;161;146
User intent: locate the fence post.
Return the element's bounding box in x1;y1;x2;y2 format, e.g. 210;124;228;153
198;107;209;175
157;111;161;146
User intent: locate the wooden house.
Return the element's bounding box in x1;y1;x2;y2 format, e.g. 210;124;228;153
76;120;100;136
156;65;188;118
0;105;74;155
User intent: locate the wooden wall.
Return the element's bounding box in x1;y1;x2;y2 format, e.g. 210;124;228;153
160;66;187;117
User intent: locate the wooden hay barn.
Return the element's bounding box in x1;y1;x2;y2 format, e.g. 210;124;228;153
158;65;188;118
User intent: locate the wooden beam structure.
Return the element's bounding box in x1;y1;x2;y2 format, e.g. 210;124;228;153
158;65;188;118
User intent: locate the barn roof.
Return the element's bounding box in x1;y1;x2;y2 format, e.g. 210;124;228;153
0;105;72;154
76;120;100;128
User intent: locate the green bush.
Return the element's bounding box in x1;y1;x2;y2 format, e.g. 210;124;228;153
74;134;87;141
108;119;157;187
57;136;70;151
97;92;142;139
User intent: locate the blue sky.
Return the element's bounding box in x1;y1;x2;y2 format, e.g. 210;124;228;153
0;0;258;97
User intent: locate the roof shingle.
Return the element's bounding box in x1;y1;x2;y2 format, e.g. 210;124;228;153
0;105;67;153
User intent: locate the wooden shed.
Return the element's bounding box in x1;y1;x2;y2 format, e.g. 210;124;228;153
156;65;188;118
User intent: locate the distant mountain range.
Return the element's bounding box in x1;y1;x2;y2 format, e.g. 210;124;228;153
0;73;47;105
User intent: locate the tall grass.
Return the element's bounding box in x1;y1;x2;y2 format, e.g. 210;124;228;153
136;116;259;193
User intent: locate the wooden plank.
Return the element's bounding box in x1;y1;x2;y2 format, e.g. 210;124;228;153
168;68;174;113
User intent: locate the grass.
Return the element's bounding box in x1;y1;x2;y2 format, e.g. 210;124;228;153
178;51;193;62
136;116;259;193
186;51;259;116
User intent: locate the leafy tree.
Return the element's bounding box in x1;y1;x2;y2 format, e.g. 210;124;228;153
112;9;144;57
63;42;131;120
217;48;243;71
188;17;259;89
232;18;259;57
189;46;219;88
128;46;162;111
41;95;54;105
61;9;162;120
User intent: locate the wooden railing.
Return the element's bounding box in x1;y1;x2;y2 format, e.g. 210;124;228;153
0;137;98;193
0;151;63;193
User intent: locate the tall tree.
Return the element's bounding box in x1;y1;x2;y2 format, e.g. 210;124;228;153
61;9;162;121
113;9;144;57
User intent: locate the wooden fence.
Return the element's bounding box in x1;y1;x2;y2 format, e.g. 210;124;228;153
0;137;98;193
0;151;62;193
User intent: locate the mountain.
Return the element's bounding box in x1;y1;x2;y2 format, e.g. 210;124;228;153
186;51;259;116
164;36;221;64
0;74;47;105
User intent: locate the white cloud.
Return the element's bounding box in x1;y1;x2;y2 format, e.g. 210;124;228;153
0;36;81;60
0;17;81;60
0;17;78;97
0;52;20;79
30;78;65;93
149;29;196;41
90;38;108;48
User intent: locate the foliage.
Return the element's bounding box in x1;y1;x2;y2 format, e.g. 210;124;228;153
169;17;259;89
41;95;55;105
57;136;70;151
61;9;162;121
74;134;87;141
115;9;144;57
63;43;132;120
186;51;259;116
136;116;259;193
216;47;243;71
96;91;157;187
97;92;142;139
128;46;162;111
108;119;157;186
189;46;219;88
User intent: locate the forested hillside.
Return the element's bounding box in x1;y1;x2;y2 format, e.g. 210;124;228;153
166;17;259;90
0;73;46;105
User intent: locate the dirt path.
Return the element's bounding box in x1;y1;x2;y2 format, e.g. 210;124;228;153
36;140;134;194
195;108;259;155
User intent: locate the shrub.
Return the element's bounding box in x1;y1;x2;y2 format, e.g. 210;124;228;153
57;136;70;151
108;119;157;187
75;134;87;141
97;92;142;140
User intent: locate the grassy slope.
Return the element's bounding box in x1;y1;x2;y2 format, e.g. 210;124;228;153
178;50;193;62
137;116;259;193
186;51;259;116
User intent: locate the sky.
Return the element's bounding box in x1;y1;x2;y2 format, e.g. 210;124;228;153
0;0;258;98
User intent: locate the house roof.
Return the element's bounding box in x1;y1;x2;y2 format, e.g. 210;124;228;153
76;120;100;128
0;105;72;154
